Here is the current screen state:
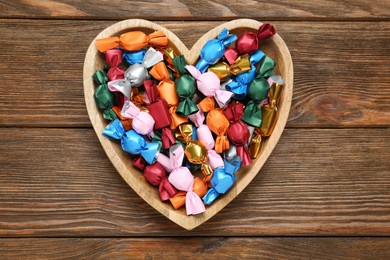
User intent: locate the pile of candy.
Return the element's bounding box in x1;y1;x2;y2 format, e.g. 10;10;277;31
93;23;284;215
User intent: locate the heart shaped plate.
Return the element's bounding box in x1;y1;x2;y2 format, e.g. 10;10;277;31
83;19;293;230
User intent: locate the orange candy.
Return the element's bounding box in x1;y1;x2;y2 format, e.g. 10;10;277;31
96;31;168;52
149;62;179;107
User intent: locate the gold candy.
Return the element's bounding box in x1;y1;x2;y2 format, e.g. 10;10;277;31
175;124;193;143
248;129;262;159
208;54;251;80
184;140;213;178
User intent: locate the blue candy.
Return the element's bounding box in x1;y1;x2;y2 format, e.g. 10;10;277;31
203;156;242;205
103;119;160;164
196;28;237;73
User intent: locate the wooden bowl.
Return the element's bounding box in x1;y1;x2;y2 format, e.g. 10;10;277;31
83;19;293;230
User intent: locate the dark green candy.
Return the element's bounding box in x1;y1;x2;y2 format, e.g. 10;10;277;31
173;56;199;116
92;70;117;121
242;56;276;127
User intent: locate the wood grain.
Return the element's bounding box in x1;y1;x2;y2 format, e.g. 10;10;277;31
0;128;389;236
1;20;389;128
83;18;293;230
1;237;390;259
1;0;389;20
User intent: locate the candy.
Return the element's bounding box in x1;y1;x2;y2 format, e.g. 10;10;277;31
203;156;242;205
207;54;251;81
257;75;284;137
122;49;146;65
105;49;124;81
173;56;199;116
224;102;252;166
149;61;179;107
93;70;117;121
103;119;160;164
196;28;237;73
144;80;175;149
242;56;275;127
166;145;206;215
186;65;233;108
96;30;168;52
144;162;177;201
120;100;155;137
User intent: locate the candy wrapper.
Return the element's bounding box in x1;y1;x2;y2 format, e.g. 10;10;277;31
242;55;275;127
144;80;175;149
144;162;178;201
186;65;233;108
105;49;124;81
258;75;284;137
103;119;160;164
224;102;252;166
173;55;199;116
120;100;155;137
96;30;168;52
203;156;242;205
236;23;276;54
207;54;251;81
196;28;237;73
93;70;117;121
149;61;179;107
165;145;206;215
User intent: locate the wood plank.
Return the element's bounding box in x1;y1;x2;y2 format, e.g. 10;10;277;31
0;20;389;128
1;237;390;259
0;128;389;236
1;0;390;20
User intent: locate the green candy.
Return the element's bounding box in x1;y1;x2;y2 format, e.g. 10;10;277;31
242;56;276;127
92;70;117;121
173;56;199;116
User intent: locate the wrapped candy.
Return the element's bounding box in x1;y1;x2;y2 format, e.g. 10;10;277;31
200;97;230;153
172;55;198;116
203;156;242;205
226;50;264;100
188;108;224;185
149;61;179;107
170;177;208;210
123;47;163;87
120;100;155;137
103;119;160;164
196;28;237;73
185;65;233;108
107;47;163;101
169;106;188;129
106;49;124;81
112;105;132;131
207;54;251;81
122;49;146;65
184;140;213;177
144;80;175;149
144;162;178;201
258;75;284;137
92;70;117;121
174;123;196;144
96;30;168;52
224;102;252;166
236;23;276;54
242;56;275;127
248;128;262;159
166;145;206;215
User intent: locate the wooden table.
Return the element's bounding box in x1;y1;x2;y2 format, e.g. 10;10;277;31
1;1;389;258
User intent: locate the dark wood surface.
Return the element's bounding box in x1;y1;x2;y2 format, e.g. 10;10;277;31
0;0;389;258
